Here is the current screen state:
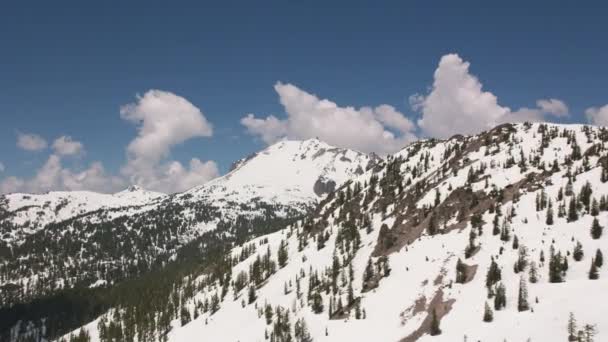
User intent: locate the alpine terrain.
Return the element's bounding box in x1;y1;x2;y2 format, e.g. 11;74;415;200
3;123;608;342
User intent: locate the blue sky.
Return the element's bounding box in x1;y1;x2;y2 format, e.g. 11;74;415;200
1;1;607;193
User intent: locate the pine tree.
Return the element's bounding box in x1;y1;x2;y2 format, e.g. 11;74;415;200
485;258;502;290
568;197;578;222
549;249;565;283
517;277;529;312
494;283;507;310
591;198;599;216
180;306;191;326
573;241;584;261
456;258;467;283
483;302;494;322
492;213;501;236
429;308;442;336
595;249;603;268
591;218;603;239
428;214;438;236
583;324;597;342
265;303;274;324
528;261;539;283
278;240;288;268
567;312;578;341
589;258;599;280
248;285;257;304
546;201;554;225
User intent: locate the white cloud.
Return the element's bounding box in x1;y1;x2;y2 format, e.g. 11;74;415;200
17;133;47;151
241;114;288;144
413;53;568;138
120;90;218;193
52;136;85;156
143;158;220;194
586;105;608;126
0;154;125;194
2;90;219;194
537;98;569;117
241;82;416;154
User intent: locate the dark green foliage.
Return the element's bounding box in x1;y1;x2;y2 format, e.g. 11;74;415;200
573;241;584;262
568;197;578;222
517;277;529;312
311;293;324;314
549;249;564;283
595;249;603;268
494;283;506;311
455;259;467;284
546;201;554;225
591;218;603;239
483;302;493;322
277;240;288;268
248;285;257;304
589;259;599;280
485;258;502;290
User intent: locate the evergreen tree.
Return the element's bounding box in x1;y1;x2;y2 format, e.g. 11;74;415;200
568;197;578;222
456;258;467;284
483;302;494;322
573;241;584;261
567;312;578;341
494;283;507;310
180;306;191;326
278;240;288;268
294;318;312;342
517;277;529;312
549;251;564;283
485;258;502;290
528;261;539;283
428;214;438;236
512;235;519;249
311;293;324;314
589;258;599;280
595;249;603;268
591;218;603;239
248;285;257;304
265;303;274;324
546;201;554;225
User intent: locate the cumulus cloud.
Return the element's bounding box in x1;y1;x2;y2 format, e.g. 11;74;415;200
120;90;218;193
0;154;125;194
241;114;288;144
17;133;47;151
586;105;608;126
537;98;569;117
52;136;85;156
241;82;417;154
1;90;219;194
413;54;569;138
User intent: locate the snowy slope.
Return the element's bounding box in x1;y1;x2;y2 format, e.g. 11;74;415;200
68;122;606;342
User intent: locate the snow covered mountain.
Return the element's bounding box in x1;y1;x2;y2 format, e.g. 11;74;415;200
0;185;165;244
59;122;608;342
176;138;375;216
0;138;374;341
7;123;608;342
